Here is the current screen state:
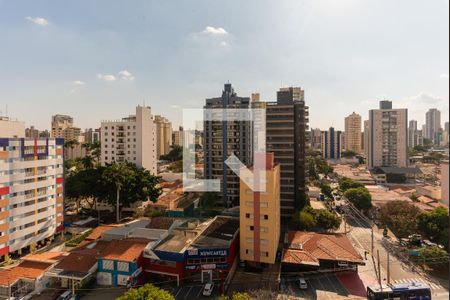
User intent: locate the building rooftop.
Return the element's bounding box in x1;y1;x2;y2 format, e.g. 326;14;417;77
53;252;98;277
0;261;53;286
147;217;177;230
86;225;121;241
100;238;149;262
23;251;68;264
282;231;364;266
191;216;239;248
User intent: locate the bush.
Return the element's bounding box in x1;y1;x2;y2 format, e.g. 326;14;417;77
339;177;364;192
117;284;175;300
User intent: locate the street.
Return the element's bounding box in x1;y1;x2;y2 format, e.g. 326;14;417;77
339;199;450;299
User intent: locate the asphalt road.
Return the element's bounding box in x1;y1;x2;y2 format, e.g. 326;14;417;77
279;275;353;300
172;283;220;300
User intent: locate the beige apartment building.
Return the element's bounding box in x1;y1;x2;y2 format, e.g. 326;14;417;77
101;106;157;174
240;153;280;265
0;117;25;138
154;115;172;159
345;112;362;153
173;126;184;147
51;114;81;141
367;101;408;169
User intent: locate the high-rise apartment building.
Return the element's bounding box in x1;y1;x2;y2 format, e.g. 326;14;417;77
101;106;157;174
344;112;362;153
203;83;252;207
154;115;172;159
0;117;25;138
364;120;369;159
322;127;343;160
310;128;323;150
240;153;280;265
425;109;441;145
172;126;184;147
367;101;408;169
408;120;423;148
0;138;65;259
25;126;40;139
84;128;101;144
266;87;308;217
51;115;81;141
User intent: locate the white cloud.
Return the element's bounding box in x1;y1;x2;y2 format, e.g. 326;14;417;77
118;70;135;81
71;80;86;86
440;73;449;79
202;26;228;36
26;16;50;26
220;41;228;47
97;74;116;81
408;92;443;104
170;105;181;109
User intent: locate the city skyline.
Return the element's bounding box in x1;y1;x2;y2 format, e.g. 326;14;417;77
0;0;448;130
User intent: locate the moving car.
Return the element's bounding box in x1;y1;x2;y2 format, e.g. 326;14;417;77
298;277;308;290
203;283;214;296
57;291;72;300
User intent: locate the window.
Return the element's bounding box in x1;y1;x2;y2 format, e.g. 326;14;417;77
245;213;253;219
102;260;114;270
246;249;253;255
260;251;269;257
260;202;268;208
261;239;268;245
246;225;254;231
245;201;253;207
261;215;269;220
117;261;129;272
260;227;268;233
245;237;253;243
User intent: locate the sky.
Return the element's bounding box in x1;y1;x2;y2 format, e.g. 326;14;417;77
0;0;448;131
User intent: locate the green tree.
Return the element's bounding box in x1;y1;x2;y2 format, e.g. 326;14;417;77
341;150;357;158
161;145;183;162
339;177;364;192
117;284;175;300
378;201;420;238
91;141;101;165
315;209;342;231
218;292;253;300
299;209;316;230
320;183;333;199
103;163;136;223
64;139;79;159
344;187;372;211
418;207;449;249
417;246;449;267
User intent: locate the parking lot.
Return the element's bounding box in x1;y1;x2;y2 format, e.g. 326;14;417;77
279;275;353;300
171;283;221;300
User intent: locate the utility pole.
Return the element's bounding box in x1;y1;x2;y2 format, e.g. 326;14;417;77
377;250;381;286
387;252;390;285
343;213;347;234
72;276;75;297
371;227;374;255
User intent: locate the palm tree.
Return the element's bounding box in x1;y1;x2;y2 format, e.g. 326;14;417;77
91;141;101;166
64;139;79;160
81;155;95;169
102;163;133;223
81;142;93;157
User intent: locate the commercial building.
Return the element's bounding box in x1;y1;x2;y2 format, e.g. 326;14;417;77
442;161;449;205
203;83;252;207
0;116;25;138
366;101;408;169
51;114;81;141
425;108;441;145
240;153;280;265
322;127;343;160
154;115;173;159
0;138;65;260
408;120;423;148
101;106;157;174
344;112;362;153
142;216;239;289
266;87;308;217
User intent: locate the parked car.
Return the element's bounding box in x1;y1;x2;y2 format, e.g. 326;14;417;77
203;283;214;297
298;277;308;290
57;291;72;300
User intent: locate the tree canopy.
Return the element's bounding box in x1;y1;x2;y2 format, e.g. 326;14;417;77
297;206;341;231
339;177;364;192
117;284;174;300
418;207;449;250
218;292;253;300
378;201;420;238
341;150;357;158
161;145;183;162
344;187;372;211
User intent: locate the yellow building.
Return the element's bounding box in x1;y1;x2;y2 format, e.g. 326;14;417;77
240;153;280;265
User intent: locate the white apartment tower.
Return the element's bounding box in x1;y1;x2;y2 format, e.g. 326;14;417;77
101;106;157;174
367;101;408;169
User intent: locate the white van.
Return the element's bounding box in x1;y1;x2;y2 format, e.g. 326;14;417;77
298;277;308;290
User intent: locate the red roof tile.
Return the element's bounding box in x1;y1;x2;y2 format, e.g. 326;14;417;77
99;238;149;262
0;261;52;286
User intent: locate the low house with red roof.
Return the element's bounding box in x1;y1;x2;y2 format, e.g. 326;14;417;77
96;238;149;287
281;231;365;273
0;260;54;299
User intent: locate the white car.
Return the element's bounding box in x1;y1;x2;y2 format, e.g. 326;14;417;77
203;283;214;296
298;277;308;290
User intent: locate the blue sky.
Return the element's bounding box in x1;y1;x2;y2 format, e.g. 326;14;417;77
0;0;448;131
